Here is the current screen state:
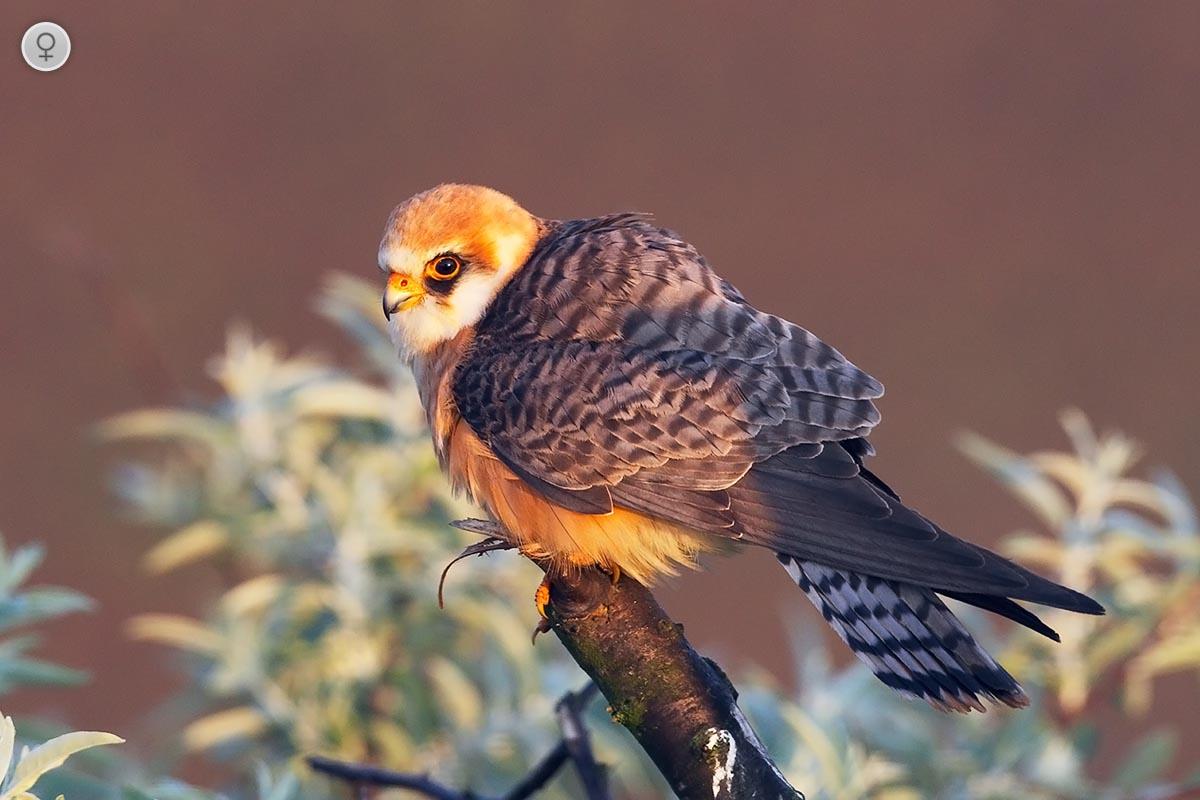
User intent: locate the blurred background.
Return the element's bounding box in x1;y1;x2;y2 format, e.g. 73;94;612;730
2;3;1198;796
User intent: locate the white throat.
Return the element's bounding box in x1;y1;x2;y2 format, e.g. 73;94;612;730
387;254;525;357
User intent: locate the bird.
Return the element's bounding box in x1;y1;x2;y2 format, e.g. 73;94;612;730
377;183;1104;713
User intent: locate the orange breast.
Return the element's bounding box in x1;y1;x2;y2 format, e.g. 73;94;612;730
444;423;726;582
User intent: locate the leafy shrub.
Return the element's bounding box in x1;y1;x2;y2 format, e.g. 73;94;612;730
0;537;122;799
741;411;1200;799
102;277;656;798
91;275;1198;798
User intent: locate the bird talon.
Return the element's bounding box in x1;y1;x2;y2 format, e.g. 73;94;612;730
531;616;552;645
532;577;554;643
605;563;621;585
535;578;551;619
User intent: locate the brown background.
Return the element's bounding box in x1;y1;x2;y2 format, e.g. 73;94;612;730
2;1;1198;786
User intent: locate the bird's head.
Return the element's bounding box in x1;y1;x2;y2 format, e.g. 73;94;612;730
378;184;541;356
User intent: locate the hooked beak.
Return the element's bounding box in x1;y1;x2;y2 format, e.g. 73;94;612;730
383;273;424;320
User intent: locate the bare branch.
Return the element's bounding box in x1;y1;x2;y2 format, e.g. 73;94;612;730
498;742;569;800
306;755;475;800
456;519;803;800
553;683;610;800
318;517;802;799
308;683;606;800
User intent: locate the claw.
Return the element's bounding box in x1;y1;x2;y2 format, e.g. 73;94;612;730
530;576;554;644
531;616;553;644
535;577;551;618
607;563;621;585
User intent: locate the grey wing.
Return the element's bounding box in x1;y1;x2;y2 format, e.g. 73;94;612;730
455;341;880;495
454;214;884;496
454;216;1104;616
617;443;1102;612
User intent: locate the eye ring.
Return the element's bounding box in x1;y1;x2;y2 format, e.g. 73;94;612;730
426;255;462;281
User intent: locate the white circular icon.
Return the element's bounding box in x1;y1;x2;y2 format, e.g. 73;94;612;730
21;21;71;72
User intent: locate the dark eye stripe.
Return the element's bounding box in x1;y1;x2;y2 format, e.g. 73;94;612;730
426;278;455;296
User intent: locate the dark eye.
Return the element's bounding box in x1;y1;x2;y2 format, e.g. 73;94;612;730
427;255;462;281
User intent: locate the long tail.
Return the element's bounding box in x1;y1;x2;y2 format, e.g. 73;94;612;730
777;554;1030;711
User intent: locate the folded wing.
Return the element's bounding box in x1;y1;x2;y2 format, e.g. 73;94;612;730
454;213;1102;618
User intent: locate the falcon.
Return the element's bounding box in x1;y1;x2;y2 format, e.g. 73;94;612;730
378;183;1103;712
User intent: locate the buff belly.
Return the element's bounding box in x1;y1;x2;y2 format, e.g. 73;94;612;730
444;424;726;582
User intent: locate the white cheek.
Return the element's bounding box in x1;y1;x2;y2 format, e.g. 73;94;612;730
449;272;508;328
389;301;457;356
389;271;510;356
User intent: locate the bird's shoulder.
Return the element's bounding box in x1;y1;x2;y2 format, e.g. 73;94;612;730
469;213;750;348
447;210;884;495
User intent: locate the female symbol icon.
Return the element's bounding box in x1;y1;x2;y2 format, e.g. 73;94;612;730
21;22;71;72
36;32;56;61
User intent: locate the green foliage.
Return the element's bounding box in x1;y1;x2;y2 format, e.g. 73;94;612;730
960;412;1200;716
0;536;127;799
0;539;91;695
740;411;1200;799
102;276;657;799
115;764;297;800
89;276;1198;798
0;716;123;800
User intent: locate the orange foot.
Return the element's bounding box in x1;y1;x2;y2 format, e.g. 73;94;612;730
531;577;553;644
534;577;551;619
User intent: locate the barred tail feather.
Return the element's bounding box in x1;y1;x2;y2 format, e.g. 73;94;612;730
777;554;1029;712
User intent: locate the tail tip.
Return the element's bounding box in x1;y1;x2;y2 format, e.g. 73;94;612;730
933;683;1031;713
1070;591;1106;616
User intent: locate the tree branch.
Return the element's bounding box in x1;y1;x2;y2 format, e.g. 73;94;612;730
307;683;609;800
462;519;803;800
317;517;803;800
553;682;609;799
306;756;472;800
